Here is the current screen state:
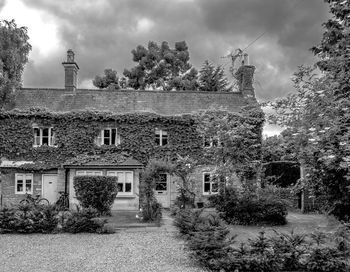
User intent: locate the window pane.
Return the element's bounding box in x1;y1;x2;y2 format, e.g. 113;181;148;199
17;179;23;192
204;174;211;182
25;179;32;193
103;129;110;145
212;182;218;193
162;134;168;146
34;128;40;145
111;129;116;145
42;128;49;145
155;135;160;145
204;182;210;192
212;138;219;147
117;183;124;192
125;183;132;192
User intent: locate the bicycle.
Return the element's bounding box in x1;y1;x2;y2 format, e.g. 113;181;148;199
20;193;50;206
55;191;69;211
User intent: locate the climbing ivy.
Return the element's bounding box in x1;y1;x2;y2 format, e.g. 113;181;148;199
0;107;263;171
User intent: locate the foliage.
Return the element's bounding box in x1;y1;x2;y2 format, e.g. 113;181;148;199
172;154;197;208
74;176;118;215
93;68;120;90
265;0;350;220
174;213;350;272
262;134;298;162
61;207;107;233
210;186;288;225
123;41;198;91
196;107;264;184
198;60;232;92
262;161;300;187
0;19;31;110
0;204;58;233
139;159;173;222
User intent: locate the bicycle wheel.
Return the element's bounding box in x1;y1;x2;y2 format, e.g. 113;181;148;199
37;198;50;206
20;198;31;205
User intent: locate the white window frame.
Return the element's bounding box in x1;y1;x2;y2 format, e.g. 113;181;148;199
95;128;121;146
107;171;133;195
155;129;168;146
203;172;218;195
33;127;56;147
76;170;103;176
15;173;33;194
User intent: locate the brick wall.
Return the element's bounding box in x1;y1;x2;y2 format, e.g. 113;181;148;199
15;88;253;115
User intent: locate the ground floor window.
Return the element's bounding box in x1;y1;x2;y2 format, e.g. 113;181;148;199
107;171;133;195
15;173;33;194
155;173;167;191
203;172;218;195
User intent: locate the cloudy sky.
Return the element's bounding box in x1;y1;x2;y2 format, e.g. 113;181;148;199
0;0;330;135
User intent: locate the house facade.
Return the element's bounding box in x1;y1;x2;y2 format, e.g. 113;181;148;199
0;50;263;210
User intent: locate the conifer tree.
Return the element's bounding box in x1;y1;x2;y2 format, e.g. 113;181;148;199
198;60;232;92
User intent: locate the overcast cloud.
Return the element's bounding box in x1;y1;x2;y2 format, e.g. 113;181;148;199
1;0;329;103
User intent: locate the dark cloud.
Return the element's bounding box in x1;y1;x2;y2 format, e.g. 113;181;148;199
21;0;329;101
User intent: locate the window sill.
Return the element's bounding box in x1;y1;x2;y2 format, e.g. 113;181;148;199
116;194;136;198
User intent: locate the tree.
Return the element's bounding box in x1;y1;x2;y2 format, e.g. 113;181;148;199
93;68;120;90
0;20;31;109
198;60;232;92
123;41;198;91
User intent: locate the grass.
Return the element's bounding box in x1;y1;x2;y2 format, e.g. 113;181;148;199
101;210;161;228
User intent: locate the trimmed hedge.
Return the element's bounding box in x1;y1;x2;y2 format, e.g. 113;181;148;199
74;176;118;215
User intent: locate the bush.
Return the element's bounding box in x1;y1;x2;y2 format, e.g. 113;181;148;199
74;176;118;215
0;204;58;233
211;186;288;225
62;207;107;233
139;199;162;222
173;208;205;237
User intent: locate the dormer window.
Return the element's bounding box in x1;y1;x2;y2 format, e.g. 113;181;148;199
95;128;121;146
33;127;56;147
155;129;168;146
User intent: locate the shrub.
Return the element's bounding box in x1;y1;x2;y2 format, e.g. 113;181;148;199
306;247;348;272
0;204;58;233
139;199;162;222
62;207;107;233
173;208;205;237
74;176;118;215
211;186;288;225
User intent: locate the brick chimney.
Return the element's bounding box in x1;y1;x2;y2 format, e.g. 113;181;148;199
234;55;255;98
62;49;79;91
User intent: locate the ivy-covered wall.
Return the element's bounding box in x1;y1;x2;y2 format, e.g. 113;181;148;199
0;107;264;170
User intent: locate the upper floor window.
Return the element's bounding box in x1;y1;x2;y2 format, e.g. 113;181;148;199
15;173;33;194
155;129;168;146
203;136;221;148
203;172;218;195
95;128;121;146
33;127;56;147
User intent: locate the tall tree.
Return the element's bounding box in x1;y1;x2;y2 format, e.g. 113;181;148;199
0;20;31;109
123;41;198;91
93;68;120;90
198;60;232;92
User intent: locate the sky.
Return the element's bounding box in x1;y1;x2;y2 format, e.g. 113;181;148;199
0;0;330;136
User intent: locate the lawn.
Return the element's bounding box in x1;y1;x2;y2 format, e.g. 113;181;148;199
225;211;341;243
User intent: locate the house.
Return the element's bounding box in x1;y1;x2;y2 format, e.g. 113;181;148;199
0;50;263;210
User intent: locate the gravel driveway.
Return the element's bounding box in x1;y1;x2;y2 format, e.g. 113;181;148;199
0;213;205;272
0;230;205;272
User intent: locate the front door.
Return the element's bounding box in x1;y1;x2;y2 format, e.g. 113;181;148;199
42;174;58;204
155;173;171;208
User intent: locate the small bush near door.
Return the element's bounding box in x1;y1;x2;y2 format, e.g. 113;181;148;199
74;176;118;215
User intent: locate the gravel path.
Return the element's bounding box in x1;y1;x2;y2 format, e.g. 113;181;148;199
0;217;205;272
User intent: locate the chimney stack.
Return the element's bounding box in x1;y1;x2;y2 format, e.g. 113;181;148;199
235;54;255;99
62;49;79;91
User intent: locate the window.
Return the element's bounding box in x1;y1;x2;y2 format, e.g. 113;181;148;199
155;129;168;146
203;136;220;148
15;173;33;194
95;128;121;146
76;170;102;176
107;171;133;195
155;173;167;191
33;127;56;147
203;172;218;195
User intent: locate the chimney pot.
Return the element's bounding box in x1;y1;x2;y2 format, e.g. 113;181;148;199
67;49;74;62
